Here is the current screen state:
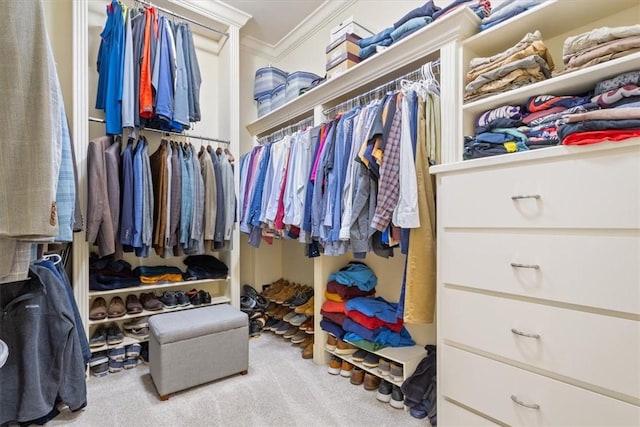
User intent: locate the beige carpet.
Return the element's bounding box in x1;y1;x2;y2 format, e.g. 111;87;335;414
50;333;429;426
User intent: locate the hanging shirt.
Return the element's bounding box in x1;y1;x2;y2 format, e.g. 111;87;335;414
104;0;125;135
121;8;135;129
139;6;157;119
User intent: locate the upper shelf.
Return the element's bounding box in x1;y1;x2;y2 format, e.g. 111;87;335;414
462;0;640;56
246;7;480;137
462;51;640;116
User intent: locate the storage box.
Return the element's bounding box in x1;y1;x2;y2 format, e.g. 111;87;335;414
327;57;361;79
253;66;287;100
326;52;361;72
285;71;321;103
326;33;361;64
330;16;373;43
270;83;286;110
256;92;272;117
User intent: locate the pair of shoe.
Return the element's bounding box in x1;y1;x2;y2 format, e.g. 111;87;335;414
90;322;124;347
378;359;403;381
107;343;141;372
123;317;149;339
249;319;262;338
159;290;189;308
90;296;128;319
301;339;313;360
376;380;405;409
139;292;163;311
351;349;380;369
186;288;212;305
335;338;357;355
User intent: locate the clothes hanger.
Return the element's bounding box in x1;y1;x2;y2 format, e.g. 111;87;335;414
42;253;62;265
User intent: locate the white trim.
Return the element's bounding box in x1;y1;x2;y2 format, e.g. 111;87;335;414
164;0;251;28
240;0;357;62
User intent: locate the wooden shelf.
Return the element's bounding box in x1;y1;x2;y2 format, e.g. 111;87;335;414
246;7;480;137
88;296;231;326
88;277;229;297
462;0;640;56
462;52;640;117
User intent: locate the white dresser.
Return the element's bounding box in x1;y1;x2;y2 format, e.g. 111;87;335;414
431;0;640;424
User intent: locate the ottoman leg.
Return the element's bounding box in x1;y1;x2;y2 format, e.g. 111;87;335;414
240;370;248;375
160;394;169;401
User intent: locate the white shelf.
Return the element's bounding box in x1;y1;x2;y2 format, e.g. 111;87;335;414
327;349;404;387
462;51;640;117
462;0;640;56
90;336;146;353
88;297;231;326
88;277;229;297
246;7;480;136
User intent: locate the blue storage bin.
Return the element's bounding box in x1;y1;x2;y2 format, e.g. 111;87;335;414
256;93;272;117
270;83;286;111
253;66;287;100
285;71;321;103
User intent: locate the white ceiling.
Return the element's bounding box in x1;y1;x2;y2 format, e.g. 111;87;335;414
221;0;326;46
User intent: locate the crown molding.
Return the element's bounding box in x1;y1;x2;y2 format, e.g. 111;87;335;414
162;0;252;28
240;0;357;62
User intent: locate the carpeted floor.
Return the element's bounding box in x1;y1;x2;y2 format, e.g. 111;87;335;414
50;333;429;426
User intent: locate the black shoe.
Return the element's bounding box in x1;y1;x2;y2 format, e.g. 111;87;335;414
160;291;177;308
242;284;260;299
175;291;190;306
240;295;257;312
264;317;277;330
390;385;404;409
249;319;261;337
106;322;124;345
90;326;107;348
199;290;212;305
376;380;393;402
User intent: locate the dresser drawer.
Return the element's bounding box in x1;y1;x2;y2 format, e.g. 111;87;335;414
442;288;640;399
441;345;640;426
441;398;500;426
441;230;640;314
439;146;640;229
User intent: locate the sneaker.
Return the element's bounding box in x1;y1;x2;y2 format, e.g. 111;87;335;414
249;319;261;337
189;290;203;306
362;353;379;368
328;355;341;375
290;330;308;344
339;360;353;378
199;290;212;305
283;326;299;339
107;296;126;318
175;291;190;306
350;366;365;385
108;359;124;373
89;326;107;348
389;363;403;382
107;346;126;361
125;294;143;314
264;317;277;330
376;380;393;402
124;327;149;340
282;310;297;323
126;343;142;358
123;357;139;369
91;362;109;377
106;323;124;345
160;291;178;308
335;339;357;355
88;351;108;367
140;292;163;311
89;297;108;320
275;321;290;335
352;349;368;363
289;313;308;327
123;316;149;330
270;319;285;332
325;334;337;351
390;385;404;409
302;342;313;360
377;359;390;376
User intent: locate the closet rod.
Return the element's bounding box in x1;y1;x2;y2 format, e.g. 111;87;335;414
135;0;229;39
257;116;314;145
323;58;440;117
88;116;230;144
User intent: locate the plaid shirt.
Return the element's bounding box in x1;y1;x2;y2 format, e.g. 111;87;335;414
371;98;403;232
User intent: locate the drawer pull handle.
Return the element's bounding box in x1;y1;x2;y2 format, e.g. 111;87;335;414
511;194;541;200
511;328;540;339
511;395;540;410
510;262;540;269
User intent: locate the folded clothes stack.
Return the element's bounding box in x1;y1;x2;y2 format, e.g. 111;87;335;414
479;0;548;31
133;265;184;284
89;253;139;291
464;30;554;102
559;24;640;75
183;254;228;279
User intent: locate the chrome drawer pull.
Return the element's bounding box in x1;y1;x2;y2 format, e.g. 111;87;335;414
511;395;540;410
511;328;540;339
511;194;541;200
510;262;540;269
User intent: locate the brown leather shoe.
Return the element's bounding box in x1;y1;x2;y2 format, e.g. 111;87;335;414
89;297;108;320
364;372;381;391
299;335;313;349
328;355;341;375
107;296;126;318
302;342;313;359
299;316;313;331
350;367;365;385
140;292;163;311
325;334;337;351
335;339;357;355
126;294;143;314
340;360;353;377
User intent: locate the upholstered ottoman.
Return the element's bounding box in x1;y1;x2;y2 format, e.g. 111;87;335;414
148;304;249;400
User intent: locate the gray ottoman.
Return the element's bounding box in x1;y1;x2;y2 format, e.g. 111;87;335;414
148;304;249;400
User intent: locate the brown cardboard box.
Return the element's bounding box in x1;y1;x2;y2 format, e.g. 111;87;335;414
326;52;361;72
